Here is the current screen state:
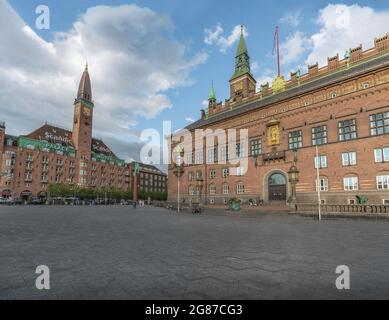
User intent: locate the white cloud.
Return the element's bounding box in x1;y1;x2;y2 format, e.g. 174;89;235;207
280;11;301;28
278;4;389;71
307;4;389;66
256;68;275;88
0;2;207;160
251;61;260;73
280;31;312;65
204;23;248;53
185;117;195;123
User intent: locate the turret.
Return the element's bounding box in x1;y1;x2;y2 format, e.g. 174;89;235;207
208;81;217;109
72;64;94;186
229;25;256;100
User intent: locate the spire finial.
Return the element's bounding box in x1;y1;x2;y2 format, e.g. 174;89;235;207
241;24;244;35
85;62;88;72
209;80;216;101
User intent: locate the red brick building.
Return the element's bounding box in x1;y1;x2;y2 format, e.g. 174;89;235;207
168;31;389;207
0;65;166;201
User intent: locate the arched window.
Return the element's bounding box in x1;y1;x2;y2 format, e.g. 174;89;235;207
343;175;359;191
316;176;329;192
237;182;245;194
268;173;286;186
209;184;216;195
189;185;194;196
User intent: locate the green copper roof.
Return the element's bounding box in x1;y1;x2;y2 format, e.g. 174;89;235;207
209;81;216;100
236;27;248;57
231;25;252;80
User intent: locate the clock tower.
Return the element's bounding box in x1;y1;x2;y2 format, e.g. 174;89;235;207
230;25;256;100
72;64;94;162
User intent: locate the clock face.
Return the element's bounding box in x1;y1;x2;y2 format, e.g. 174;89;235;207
234;82;243;92
83;107;91;117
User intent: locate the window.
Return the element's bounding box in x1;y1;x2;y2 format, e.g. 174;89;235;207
195;151;204;165
362;82;369;89
338;119;357;141
383;200;389;205
209;184;216;195
189;186;194;196
209;169;216;179
196;171;202;180
314;155;327;169
344;176;359;191
250;139;262;156
312;125;328;146
377;175;389;190
220;145;229;162
316;177;329;192
223;184;229;195
236;143;245;158
236;182;245;194
188;172;194;181
342;152;357;166
186;152;193;165
330;92;337;99
370;112;389;136
236;166;246;176
374;148;389;163
288;130;302;149
222;168;229;178
348;199;356;205
207;148;217;164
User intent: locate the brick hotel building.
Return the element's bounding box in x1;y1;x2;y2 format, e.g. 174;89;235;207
168;30;389;206
0;66;167;201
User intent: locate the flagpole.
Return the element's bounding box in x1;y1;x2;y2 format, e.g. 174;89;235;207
316;145;322;221
276;26;281;78
273;25;281;78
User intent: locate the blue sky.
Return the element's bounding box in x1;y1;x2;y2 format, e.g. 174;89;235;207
3;0;389;162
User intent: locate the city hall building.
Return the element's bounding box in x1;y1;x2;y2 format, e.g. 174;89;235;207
168;30;389;207
0;66;167;201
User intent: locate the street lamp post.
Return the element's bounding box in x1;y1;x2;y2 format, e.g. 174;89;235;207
288;149;300;212
173;146;184;213
196;176;204;205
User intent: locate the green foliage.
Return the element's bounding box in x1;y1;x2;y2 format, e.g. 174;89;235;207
138;191;167;201
48;183;72;198
356;195;368;204
47;184;132;201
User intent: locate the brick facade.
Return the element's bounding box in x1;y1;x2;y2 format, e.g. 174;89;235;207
168;32;389;206
0;66;166;200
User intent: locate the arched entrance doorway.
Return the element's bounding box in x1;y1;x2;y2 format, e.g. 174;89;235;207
1;189;11;199
268;173;287;201
20;190;32;202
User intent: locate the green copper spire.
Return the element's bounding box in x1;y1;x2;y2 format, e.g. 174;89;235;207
236;25;248;57
209;81;216;101
231;25;251;80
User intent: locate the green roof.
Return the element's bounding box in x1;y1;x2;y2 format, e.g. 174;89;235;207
236;29;248;57
209;81;216;100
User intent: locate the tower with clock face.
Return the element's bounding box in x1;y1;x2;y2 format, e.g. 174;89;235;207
72;64;94;162
229;26;257;100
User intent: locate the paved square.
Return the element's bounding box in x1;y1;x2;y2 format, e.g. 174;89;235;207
1;205;389;299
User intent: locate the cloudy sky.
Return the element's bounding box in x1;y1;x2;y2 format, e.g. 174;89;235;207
2;0;389;163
